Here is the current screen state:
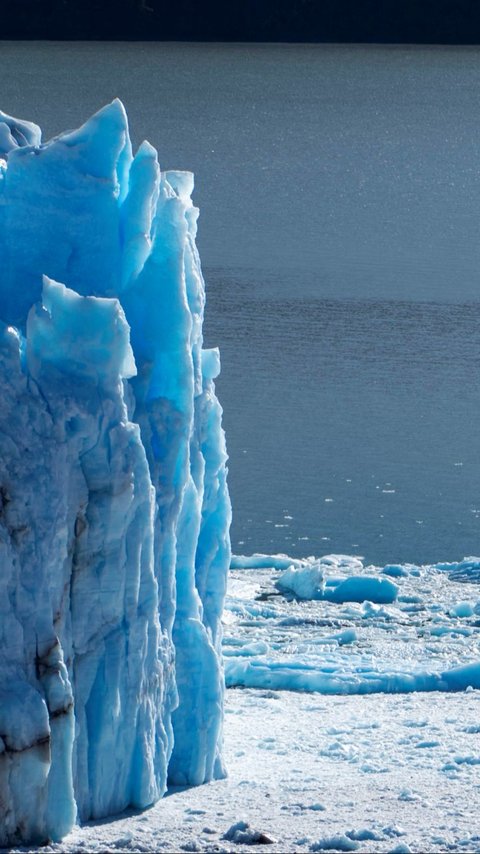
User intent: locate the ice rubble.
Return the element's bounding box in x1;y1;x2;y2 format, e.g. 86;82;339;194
0;101;231;845
224;554;480;696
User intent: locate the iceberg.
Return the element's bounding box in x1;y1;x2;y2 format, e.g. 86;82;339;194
0;101;231;845
274;555;398;604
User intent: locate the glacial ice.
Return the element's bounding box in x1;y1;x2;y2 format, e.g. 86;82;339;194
0;101;230;845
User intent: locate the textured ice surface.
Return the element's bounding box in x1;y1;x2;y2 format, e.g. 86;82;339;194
0;102;230;844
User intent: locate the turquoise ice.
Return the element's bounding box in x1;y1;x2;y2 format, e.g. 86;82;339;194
0;101;231;844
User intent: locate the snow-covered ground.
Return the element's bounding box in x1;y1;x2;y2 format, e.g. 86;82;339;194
7;556;480;853
29;690;480;854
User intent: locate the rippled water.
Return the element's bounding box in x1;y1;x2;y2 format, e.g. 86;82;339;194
3;41;480;563
209;276;480;563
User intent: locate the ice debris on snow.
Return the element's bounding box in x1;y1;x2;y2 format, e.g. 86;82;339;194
346;828;384;841
382;825;407;838
0;102;231;845
223;820;276;845
450;601;475;618
309;834;360;851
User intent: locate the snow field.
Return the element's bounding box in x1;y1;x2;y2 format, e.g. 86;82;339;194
26;688;480;854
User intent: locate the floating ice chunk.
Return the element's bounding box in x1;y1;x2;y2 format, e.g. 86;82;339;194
223;640;270;657
225;653;480;696
435;557;480;583
382;564;409;578
317;554;364;570
325;575;398;604
276;563;325;599
231;553;303;570
449;601;475;618
442;661;480;691
275;564;398;604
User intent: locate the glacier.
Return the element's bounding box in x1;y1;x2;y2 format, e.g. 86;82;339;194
0;101;231;845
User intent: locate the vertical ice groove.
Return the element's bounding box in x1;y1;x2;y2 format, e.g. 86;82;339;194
120;140;160;290
0;101;230;844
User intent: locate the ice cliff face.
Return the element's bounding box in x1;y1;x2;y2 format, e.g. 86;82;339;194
0;101;231;845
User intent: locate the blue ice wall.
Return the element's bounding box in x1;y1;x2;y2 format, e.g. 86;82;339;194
0;102;230;845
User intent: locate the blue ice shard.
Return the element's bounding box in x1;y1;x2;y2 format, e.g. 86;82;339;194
0;101;231;845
